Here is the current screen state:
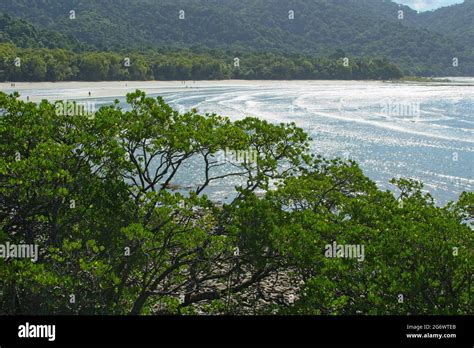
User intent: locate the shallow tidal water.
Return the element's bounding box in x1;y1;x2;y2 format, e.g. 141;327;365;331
3;79;473;205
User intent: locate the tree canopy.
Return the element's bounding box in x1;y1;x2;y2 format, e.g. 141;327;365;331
0;12;82;50
0;91;472;315
0;0;472;76
0;45;403;81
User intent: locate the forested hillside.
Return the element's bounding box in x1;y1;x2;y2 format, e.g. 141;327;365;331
0;0;423;52
416;0;474;47
0;0;473;76
0;13;81;50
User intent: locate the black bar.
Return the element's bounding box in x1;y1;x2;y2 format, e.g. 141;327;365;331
0;315;472;346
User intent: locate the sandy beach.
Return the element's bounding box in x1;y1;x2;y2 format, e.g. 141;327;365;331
0;80;388;102
2;78;471;103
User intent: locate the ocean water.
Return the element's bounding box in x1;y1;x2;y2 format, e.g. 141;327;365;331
3;80;473;205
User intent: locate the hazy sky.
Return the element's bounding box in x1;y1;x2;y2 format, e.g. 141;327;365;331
395;0;464;11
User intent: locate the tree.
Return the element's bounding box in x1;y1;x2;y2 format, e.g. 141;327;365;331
21;54;47;81
78;53;109;81
0;91;471;315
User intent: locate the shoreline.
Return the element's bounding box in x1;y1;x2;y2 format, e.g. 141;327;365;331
2;78;473;102
1;80;388;102
0;79;471;205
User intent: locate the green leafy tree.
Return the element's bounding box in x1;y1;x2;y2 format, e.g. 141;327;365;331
0;91;471;315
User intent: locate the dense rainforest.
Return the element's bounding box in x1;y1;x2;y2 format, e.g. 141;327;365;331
0;0;473;78
0;43;403;81
0;10;403;81
0;13;82;50
0;91;472;314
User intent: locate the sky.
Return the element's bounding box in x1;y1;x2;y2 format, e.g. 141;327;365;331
394;0;464;11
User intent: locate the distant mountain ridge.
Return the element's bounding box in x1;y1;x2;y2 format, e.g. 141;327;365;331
416;0;474;47
0;0;473;76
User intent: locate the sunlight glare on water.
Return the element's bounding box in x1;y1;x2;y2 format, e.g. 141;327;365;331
5;80;473;205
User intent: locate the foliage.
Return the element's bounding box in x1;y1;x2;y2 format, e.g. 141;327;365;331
0;91;472;315
0;45;403;81
0;12;82;50
0;0;472;76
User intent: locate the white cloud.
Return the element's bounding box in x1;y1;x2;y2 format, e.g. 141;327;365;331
394;0;464;11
